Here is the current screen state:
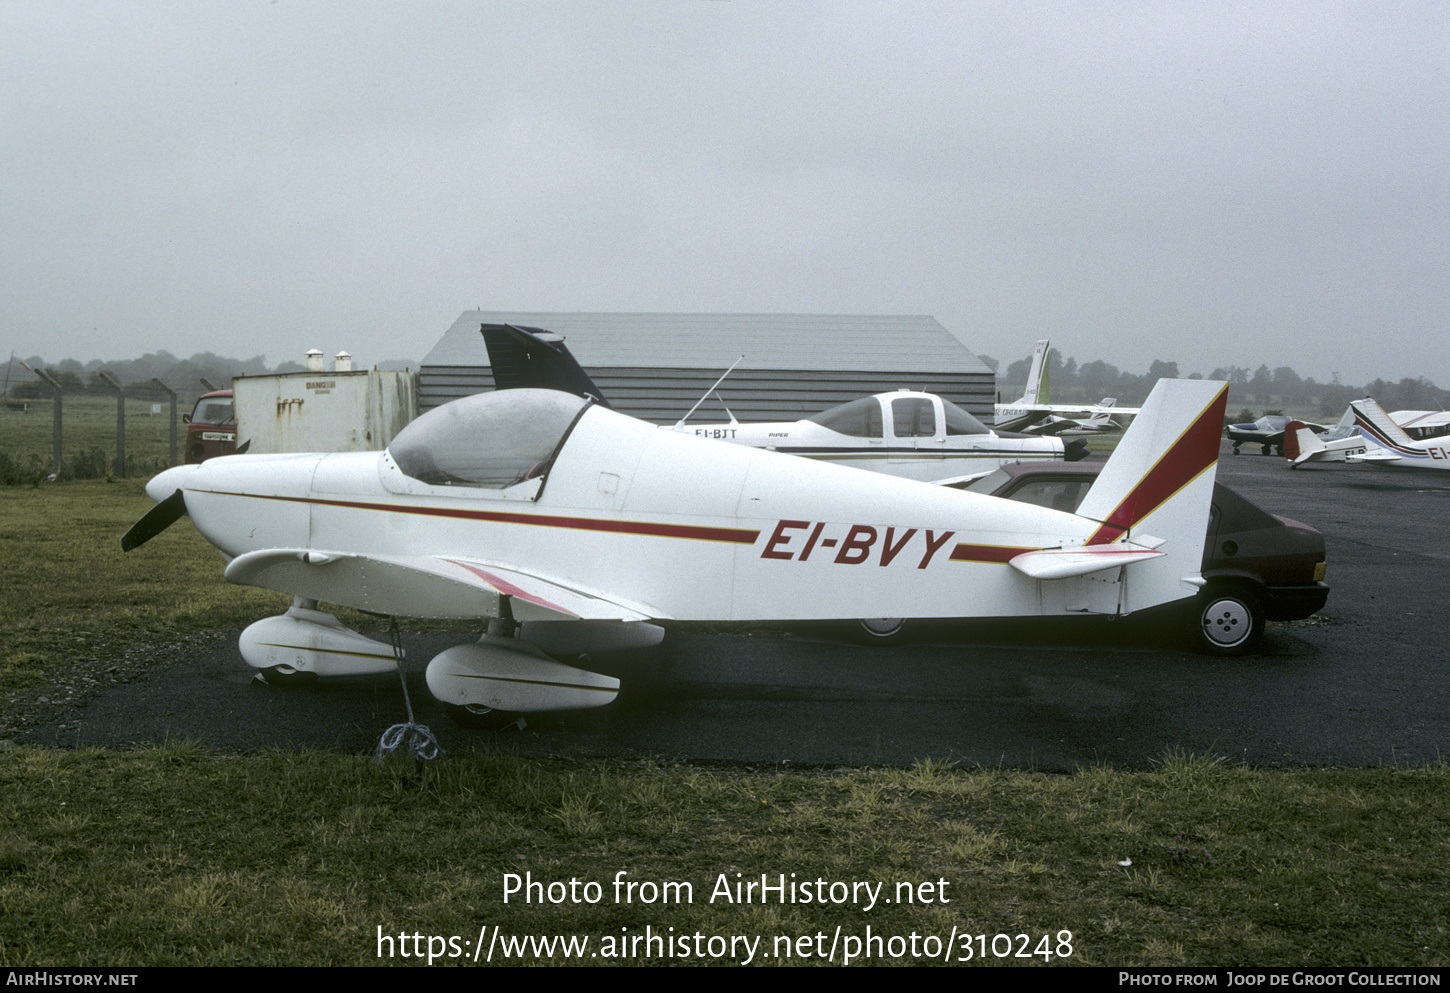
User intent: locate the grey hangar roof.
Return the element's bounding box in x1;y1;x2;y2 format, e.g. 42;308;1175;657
420;312;997;423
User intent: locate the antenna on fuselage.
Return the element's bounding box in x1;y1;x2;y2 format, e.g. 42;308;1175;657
675;356;744;428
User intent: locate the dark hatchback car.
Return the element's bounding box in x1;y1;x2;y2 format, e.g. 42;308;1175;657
955;460;1329;654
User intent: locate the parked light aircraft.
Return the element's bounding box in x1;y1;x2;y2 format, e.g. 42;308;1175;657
1337;398;1450;471
675;389;1087;483
1226;414;1328;456
1285;403;1450;466
1283;407;1366;466
479;323;1087;483
993;340;1139;434
122;378;1229;722
1389;409;1450;441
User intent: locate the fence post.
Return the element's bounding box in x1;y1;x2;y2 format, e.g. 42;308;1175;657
32;368;64;478
152;378;178;467
99;371;125;478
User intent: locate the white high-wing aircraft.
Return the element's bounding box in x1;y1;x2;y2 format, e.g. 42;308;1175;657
1342;398;1450;471
1389;409;1450;441
993;339;1139;434
123;378;1228;722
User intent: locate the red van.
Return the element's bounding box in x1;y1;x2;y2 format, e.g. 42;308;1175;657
184;390;236;463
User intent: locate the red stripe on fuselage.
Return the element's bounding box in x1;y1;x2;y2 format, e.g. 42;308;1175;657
1086;384;1227;545
949;543;1035;564
194;490;762;545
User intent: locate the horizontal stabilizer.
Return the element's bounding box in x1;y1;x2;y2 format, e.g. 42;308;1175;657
1009;542;1165;580
933;469;998;489
1284;420;1324;464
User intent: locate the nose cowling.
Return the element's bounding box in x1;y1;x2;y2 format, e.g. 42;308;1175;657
145;464;201;503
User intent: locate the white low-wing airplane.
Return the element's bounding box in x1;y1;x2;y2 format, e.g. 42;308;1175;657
123;378;1228;722
993;339;1139;434
676;389;1087;484
1283;407;1366;466
479;322;1087;483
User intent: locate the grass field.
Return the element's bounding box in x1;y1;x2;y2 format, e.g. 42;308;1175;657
0;395;182;482
0;481;1446;967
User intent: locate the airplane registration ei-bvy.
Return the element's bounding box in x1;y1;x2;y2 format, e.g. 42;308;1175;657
122;378;1229;724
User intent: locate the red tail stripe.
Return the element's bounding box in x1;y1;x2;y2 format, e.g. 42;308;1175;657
1086;385;1227;545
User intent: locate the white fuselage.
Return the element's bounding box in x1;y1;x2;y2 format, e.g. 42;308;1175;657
150;384;1225;627
165;414;1087;622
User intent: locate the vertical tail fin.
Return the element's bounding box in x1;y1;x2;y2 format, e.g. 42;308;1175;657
1282;420;1326;464
1350;397;1417;453
1074;379;1228;611
994;340;1052;432
480;324;613;409
1015;339;1050;406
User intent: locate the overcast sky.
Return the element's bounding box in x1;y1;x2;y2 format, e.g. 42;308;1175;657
4;1;1446;386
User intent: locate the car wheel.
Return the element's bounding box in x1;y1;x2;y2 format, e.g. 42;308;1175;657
1194;584;1264;656
854;617;910;646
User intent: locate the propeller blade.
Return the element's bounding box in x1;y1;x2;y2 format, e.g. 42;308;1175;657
120;489;187;551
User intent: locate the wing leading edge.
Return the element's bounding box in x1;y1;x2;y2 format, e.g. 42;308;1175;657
223;549;660;622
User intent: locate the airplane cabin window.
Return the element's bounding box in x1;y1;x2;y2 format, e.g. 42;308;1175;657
941;399;990;436
806;396;884;438
389;389;588;488
891;397;936;438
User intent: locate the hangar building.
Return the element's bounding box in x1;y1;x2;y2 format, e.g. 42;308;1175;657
419;312;996;423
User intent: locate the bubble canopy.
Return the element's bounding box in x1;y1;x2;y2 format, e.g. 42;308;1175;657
388;389;589;488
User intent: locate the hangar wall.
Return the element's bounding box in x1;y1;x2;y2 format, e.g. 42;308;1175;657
419;312;996;423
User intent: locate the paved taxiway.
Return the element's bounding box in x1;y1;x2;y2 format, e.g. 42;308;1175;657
21;441;1450;769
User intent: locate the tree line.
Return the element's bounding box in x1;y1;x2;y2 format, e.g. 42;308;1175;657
3;351;303;404
3;351;414;405
985;353;1449;418
6;348;1446;420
